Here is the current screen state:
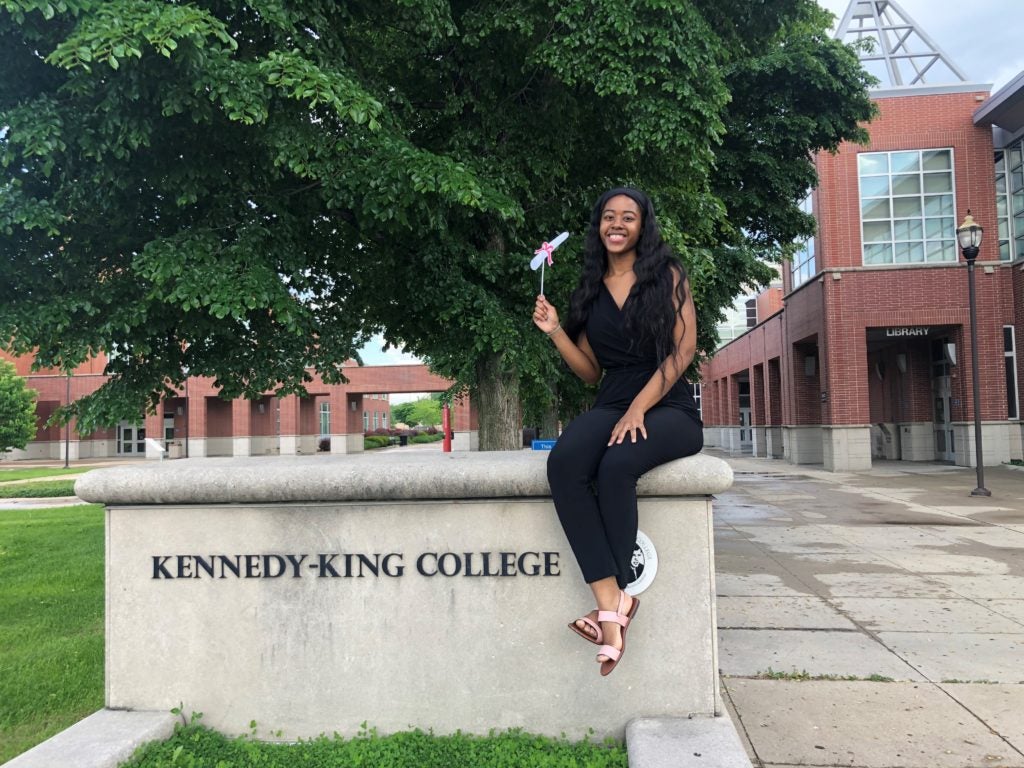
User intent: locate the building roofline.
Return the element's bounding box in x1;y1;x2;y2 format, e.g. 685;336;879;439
974;70;1024;131
871;82;992;99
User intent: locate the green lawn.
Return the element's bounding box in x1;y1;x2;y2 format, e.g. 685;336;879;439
0;467;91;483
0;504;105;764
0;480;79;499
123;722;628;768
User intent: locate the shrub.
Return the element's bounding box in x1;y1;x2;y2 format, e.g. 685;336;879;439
363;436;390;450
410;433;444;444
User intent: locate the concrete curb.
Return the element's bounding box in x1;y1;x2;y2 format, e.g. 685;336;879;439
2;709;176;768
627;713;752;768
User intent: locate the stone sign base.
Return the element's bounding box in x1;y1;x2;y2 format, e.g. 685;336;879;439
80;452;732;741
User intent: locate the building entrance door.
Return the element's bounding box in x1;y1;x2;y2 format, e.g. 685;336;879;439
116;422;146;455
932;375;954;462
738;380;752;453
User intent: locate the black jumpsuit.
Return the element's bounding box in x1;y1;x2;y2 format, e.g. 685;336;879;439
547;282;703;589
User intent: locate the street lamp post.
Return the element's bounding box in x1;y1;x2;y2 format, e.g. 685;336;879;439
64;372;71;469
957;212;990;497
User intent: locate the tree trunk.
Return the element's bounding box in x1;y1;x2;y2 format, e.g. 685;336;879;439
540;401;560;440
475;352;522;451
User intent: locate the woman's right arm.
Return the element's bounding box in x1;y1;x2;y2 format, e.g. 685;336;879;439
533;295;601;384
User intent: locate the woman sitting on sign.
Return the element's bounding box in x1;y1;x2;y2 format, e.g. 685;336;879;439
532;187;703;676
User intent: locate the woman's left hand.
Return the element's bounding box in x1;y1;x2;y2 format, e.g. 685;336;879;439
608;407;647;445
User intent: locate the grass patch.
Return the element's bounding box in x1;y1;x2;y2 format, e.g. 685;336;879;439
753;668;894;682
123;721;628;768
0;480;78;498
0;504;105;764
0;467;91;483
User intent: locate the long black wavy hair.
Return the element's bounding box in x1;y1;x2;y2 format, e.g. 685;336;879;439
563;187;689;367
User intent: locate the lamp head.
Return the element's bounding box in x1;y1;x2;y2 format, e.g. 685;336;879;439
957;211;983;261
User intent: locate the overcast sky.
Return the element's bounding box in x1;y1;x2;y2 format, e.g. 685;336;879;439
817;0;1023;91
359;1;1023;368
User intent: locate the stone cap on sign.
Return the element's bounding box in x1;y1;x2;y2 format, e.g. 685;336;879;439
75;450;732;506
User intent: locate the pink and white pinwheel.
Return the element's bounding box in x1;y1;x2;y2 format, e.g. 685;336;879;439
529;231;569;294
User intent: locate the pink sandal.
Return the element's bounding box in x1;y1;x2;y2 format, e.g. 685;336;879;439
569;595;640;646
596;591;639;676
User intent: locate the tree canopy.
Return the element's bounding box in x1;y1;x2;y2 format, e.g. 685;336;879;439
391;397;442;429
0;0;874;444
0;359;37;453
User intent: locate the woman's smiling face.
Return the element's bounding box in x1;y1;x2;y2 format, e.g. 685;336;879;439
600;194;642;257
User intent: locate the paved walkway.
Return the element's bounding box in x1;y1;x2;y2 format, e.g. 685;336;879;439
708;448;1024;768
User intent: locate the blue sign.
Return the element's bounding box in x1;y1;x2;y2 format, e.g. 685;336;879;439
531;440;557;451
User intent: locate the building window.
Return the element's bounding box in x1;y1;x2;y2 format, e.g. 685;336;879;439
363;411;368;432
998;140;1024;261
382;412;389;430
319;402;330;436
790;194;816;287
858;149;956;265
690;383;701;419
373;411;379;430
745;299;757;328
1006;326;1019;419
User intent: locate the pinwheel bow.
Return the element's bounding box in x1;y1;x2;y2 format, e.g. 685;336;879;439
529;231;569;295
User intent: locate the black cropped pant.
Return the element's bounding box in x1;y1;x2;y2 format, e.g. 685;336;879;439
547;406;703;589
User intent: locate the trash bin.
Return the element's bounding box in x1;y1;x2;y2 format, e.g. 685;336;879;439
167;440;185;459
399;435;409;447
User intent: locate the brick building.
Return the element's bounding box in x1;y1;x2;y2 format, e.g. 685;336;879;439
700;4;1024;470
2;350;478;461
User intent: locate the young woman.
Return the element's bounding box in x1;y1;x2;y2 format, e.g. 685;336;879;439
532;187;703;676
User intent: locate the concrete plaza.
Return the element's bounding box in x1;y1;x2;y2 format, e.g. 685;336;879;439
709;448;1024;768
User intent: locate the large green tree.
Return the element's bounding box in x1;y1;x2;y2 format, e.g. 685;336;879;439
0;0;874;445
0;360;37;454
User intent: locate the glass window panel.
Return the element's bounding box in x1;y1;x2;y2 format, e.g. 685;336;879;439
892;174;921;195
923;173;953;193
893;197;922;217
863;221;892;242
1017;237;1024;259
864;243;892;264
924;194;953;216
895;242;924;262
1014;192;1024;215
1004;327;1014;353
858;154;888;174
922;150;952;171
1012;170;1024;193
860;176;890;197
861;198;891;220
1001;242;1011;260
893;219;922;240
996;172;1008;192
995;152;1005;173
926;242;955;262
891;151;920;173
925;217;954;240
1010;146;1023;169
999;219;1010;239
998;196;1008;216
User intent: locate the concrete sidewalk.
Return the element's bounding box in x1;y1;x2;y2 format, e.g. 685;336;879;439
708;448;1024;768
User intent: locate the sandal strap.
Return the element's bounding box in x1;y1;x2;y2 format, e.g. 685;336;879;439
596;610;628;626
597;644;621;662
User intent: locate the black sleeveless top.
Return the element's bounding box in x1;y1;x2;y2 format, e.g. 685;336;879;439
584;282;701;421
